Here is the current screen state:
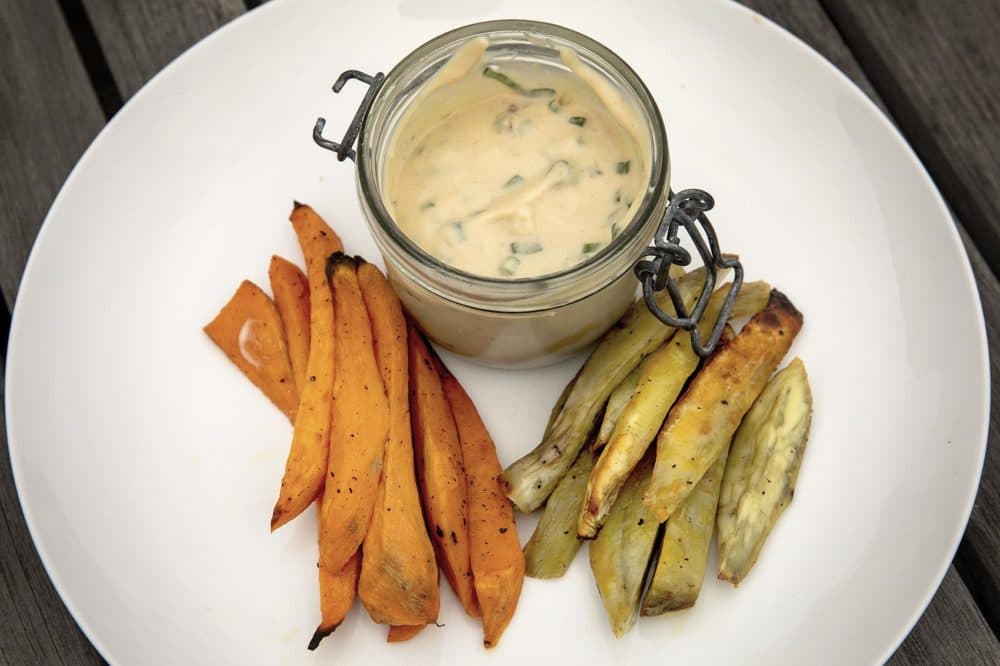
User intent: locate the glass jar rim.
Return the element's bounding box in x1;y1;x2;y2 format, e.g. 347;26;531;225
356;19;669;294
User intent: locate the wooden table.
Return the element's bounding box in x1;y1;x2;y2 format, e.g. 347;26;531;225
1;1;997;663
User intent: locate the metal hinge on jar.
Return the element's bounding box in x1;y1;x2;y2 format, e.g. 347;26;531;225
312;70;386;162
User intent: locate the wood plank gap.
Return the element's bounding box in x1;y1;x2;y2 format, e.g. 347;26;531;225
55;0;123;118
0;297;8;361
957;534;1000;640
816;0;1000;282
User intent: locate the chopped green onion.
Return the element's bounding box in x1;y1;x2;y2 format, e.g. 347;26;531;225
511;240;543;255
504;174;524;188
568;116;587;127
614;190;621;204
548;98;561;112
582;242;603;253
483;66;555;97
499;255;521;275
419;200;435;211
616;161;631;175
611;222;622;239
446;221;465;243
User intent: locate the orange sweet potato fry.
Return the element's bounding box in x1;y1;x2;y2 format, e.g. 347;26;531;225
408;324;479;617
204;280;298;421
271;203;343;531
387;624;425;643
308;504;360;651
437;359;524;648
357;262;440;626
318;255;390;573
268;255;311;392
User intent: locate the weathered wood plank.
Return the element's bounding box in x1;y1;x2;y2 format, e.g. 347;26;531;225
0;357;103;665
891;567;1000;665
741;0;1000;657
821;0;1000;277
955;222;1000;636
0;0;105;309
80;0;245;99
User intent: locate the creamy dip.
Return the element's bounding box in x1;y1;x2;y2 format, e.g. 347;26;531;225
385;38;650;278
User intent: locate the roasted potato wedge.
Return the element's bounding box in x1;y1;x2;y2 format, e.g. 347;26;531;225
579;283;769;538
641;450;728;615
523;446;596;578
717;358;812;586
503;266;719;512
589;452;659;637
594;366;641;449
644;289;803;522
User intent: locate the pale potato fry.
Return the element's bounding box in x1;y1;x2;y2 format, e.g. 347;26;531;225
589;452;659;637
644;290;803;523
641;450;728;615
503;266;718;512
594;366;642;450
523;446;596;578
579;283;770;538
717;358;812;585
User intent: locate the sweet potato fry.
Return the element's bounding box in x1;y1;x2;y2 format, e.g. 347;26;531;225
438;359;524;648
644;290;803;522
319;255;390;573
204;280;299;421
357;262;439;626
387;624;425;642
309;506;360;651
408;324;479;617
271;203;344;530
269;255;311;392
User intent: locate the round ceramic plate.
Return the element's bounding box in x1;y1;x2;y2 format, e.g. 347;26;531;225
5;0;988;664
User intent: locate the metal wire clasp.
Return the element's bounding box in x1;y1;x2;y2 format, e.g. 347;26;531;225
313;70;386;162
635;189;744;358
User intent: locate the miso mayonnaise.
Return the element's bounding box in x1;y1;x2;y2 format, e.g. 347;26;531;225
384;38;650;279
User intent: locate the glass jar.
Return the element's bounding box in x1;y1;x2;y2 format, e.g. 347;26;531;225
329;20;669;368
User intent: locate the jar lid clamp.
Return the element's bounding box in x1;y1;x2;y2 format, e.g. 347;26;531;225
635;189;744;358
313;69;385;162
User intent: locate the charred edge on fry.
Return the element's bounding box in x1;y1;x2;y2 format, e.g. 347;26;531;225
325;251;357;278
307;624;339;651
764;289;803;324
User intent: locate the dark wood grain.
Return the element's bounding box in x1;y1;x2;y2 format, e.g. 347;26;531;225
0;0;105;309
821;0;1000;277
955;222;1000;636
891;567;1000;665
80;0;245;99
741;0;1000;659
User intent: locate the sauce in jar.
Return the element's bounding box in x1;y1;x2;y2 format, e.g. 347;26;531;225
385;37;650;278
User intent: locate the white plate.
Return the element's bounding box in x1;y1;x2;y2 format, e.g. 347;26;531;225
5;0;988;664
